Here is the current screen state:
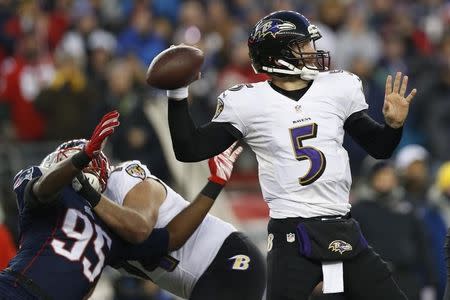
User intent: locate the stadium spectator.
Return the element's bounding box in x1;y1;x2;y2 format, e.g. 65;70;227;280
419;32;450;161
116;6;166;67
0;203;15;271
396;145;447;298
352;159;438;300
0;30;54;141
95;59;173;184
396;145;432;205
3;0;71;53
216;39;268;93
334;8;381;71
430;161;450;225
34;39;98;140
86;29;117;99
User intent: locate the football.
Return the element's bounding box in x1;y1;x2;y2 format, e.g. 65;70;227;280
84;172;102;193
146;45;204;90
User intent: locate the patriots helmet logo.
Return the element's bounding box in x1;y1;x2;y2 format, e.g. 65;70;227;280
328;240;353;254
250;19;296;42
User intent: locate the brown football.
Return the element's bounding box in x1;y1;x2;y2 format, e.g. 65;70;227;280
146;45;204;90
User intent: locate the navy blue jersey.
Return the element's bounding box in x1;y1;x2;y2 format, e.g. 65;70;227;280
6;166;169;299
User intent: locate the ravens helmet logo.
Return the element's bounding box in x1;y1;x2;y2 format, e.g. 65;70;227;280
250;19;296;42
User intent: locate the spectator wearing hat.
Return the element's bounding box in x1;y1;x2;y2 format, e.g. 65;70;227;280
86;29;117;99
34;38;99;140
430;162;450;225
396;145;447;298
396;145;430;204
352;159;438;300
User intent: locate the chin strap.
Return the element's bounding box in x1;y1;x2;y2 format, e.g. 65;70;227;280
261;59;319;81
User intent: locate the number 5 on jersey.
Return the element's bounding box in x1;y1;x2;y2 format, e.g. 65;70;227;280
289;123;326;185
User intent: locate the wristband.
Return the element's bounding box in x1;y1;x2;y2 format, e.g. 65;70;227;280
167;86;188;100
71;151;91;169
208;175;226;185
200;181;224;200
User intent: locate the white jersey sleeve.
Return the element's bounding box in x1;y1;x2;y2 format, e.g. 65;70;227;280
103;160;151;206
345;73;369;119
211;84;249;136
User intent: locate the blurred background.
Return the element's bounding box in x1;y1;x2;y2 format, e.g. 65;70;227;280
0;0;449;299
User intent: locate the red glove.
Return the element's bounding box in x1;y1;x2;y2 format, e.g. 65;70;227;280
85;111;120;158
208;142;243;185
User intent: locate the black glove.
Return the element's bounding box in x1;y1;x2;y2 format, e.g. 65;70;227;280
72;173;102;207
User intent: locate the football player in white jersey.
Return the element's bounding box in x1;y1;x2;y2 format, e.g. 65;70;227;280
165;10;417;300
89;143;265;300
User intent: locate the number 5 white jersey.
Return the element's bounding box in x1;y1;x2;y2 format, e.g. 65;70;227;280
212;71;368;218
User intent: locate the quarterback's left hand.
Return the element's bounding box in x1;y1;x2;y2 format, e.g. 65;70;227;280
383;72;417;128
208;142;243;185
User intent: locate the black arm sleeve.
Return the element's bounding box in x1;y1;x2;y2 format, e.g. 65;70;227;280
168;99;242;162
114;228;170;273
344;110;403;159
122;228;169;261
23;177;61;210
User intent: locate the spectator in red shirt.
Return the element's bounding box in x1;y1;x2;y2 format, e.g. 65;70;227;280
0;205;16;271
0;31;54;141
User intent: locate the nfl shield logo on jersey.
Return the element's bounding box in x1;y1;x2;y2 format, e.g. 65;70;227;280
286;233;296;243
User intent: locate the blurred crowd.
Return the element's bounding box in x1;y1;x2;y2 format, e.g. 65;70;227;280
0;0;449;299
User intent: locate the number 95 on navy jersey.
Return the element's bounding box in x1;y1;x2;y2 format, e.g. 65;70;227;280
8;166;168;299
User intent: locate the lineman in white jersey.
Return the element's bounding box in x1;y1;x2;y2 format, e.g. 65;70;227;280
103;147;265;299
166;10;417;300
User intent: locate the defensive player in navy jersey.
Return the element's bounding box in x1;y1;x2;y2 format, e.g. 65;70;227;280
0;111;123;299
0;111;240;300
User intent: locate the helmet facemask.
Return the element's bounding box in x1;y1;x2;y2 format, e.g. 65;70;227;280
248;12;331;81
40;139;110;192
284;32;330;73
